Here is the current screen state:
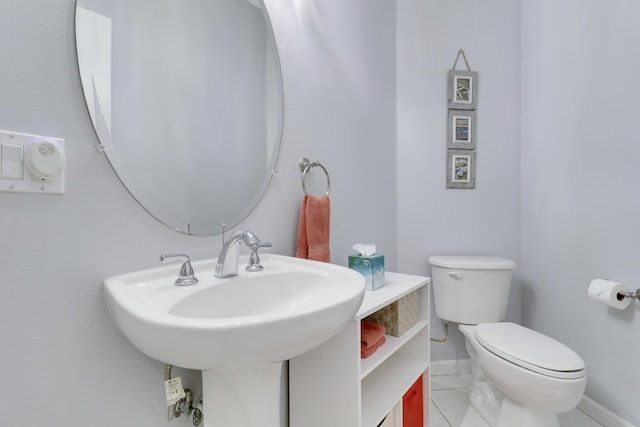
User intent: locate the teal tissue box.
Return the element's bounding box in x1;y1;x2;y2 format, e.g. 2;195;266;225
348;254;385;290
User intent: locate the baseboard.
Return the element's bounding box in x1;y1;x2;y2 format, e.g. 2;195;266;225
578;395;637;427
430;359;636;427
430;358;471;376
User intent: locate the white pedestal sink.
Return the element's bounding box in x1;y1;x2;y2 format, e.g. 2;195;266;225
104;254;365;426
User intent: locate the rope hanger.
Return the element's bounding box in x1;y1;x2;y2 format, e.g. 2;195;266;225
451;49;472;71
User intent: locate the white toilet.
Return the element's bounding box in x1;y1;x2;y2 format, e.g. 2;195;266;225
428;255;586;427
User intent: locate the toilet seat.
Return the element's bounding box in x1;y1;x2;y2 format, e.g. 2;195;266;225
475;323;586;380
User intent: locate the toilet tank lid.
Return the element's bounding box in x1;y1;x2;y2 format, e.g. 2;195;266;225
428;256;516;270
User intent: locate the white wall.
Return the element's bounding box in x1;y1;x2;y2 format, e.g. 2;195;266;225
521;1;640;424
397;0;522;360
0;1;396;425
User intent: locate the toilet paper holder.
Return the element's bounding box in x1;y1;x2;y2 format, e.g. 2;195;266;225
617;288;640;301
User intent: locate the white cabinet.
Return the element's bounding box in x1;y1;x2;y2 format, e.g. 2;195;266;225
290;272;430;427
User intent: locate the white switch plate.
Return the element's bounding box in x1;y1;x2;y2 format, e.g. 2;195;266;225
1;143;24;179
0;130;65;194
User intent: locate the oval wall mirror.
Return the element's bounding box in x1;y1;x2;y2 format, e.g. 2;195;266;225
75;0;283;235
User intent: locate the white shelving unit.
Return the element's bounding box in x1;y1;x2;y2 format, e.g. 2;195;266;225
290;272;430;427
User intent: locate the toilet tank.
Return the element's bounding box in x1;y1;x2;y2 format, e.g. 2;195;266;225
428;256;516;324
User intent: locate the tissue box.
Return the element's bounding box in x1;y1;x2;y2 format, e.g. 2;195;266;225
348;254;385;290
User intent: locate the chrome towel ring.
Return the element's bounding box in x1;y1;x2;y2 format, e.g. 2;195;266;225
299;157;330;196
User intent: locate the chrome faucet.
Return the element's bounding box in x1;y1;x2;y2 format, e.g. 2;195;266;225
214;229;271;278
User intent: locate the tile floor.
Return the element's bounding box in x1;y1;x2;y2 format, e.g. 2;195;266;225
430;372;604;427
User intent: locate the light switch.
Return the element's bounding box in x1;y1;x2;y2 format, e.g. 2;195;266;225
1;143;24;179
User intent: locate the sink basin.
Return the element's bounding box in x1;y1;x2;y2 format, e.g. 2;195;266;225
104;254;365;371
105;253;365;426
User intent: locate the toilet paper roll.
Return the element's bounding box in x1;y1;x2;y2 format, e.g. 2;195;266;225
588;279;631;310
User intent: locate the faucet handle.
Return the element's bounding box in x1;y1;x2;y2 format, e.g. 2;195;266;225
250;242;272;250
246;242;272;272
159;254;199;286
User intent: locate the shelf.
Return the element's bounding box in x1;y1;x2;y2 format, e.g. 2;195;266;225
361;352;428;427
289;271;430;427
360;320;429;379
357;272;429;319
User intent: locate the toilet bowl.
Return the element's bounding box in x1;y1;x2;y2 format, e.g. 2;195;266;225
428;256;587;427
461;323;586;427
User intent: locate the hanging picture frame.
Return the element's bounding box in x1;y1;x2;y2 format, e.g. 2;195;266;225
447;110;476;149
446;149;476;189
447;70;477;110
446;49;477;189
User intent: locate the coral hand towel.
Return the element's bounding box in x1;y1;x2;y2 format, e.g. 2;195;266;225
361;321;386;348
295;194;330;262
361;336;386;359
